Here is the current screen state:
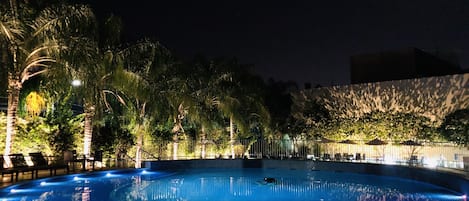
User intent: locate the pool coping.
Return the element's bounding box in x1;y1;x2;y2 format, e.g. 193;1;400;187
144;159;469;195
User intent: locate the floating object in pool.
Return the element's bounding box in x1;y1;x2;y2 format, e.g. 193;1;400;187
264;177;276;184
256;177;277;185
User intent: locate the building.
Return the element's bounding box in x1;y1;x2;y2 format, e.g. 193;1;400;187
350;48;462;84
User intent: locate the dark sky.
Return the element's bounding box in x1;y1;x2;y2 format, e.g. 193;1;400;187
85;0;469;86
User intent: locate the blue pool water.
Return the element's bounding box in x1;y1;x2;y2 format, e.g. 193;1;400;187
0;168;464;201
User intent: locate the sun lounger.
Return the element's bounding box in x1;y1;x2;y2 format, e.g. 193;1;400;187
64;150;84;172
8;154;36;181
90;151;103;170
0;156;20;182
29;152;69;178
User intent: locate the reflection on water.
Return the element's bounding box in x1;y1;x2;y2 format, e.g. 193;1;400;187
114;169;463;201
0;169;463;201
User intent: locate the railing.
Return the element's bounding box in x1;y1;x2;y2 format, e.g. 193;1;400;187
38;139;467;172
140;139;469;171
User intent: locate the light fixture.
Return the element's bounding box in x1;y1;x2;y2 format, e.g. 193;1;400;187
71;79;82;87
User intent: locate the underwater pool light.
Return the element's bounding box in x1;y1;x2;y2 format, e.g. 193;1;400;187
427;193;467;200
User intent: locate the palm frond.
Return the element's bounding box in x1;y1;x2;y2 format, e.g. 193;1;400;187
0;10;23;42
31;4;96;40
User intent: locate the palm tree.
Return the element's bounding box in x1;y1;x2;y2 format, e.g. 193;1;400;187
181;57;227;159
0;0;95;157
191;58;270;158
218;59;270;158
114;40;174;167
59;14;130;162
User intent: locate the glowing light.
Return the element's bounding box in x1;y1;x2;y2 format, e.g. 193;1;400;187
105;173;112;177
424;157;438;168
141;170;157;175
73;176;80;181
71;79;82;87
8;188;40;194
426;193;467;200
40;181;46;186
384;156;396;165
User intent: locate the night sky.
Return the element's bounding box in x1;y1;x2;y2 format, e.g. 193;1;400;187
84;0;469;87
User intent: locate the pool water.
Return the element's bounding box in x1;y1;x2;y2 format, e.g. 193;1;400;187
0;168;464;201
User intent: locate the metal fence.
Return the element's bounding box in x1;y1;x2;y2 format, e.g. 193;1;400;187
140;139;469;171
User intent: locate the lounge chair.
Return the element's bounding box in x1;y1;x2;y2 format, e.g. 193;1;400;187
322;153;331;161
90;150;103;170
28;152;69;178
8;154;36;181
64;150;84;172
355;153;361;161
334;153;342;161
409;155;420;166
0;156;20;182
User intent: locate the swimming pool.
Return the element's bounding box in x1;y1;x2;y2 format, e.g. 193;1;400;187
0;168;465;201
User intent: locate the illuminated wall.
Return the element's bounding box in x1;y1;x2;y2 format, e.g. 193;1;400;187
296;73;468;123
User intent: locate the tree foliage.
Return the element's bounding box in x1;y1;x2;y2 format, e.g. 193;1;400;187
439;109;469;146
321;111;438;142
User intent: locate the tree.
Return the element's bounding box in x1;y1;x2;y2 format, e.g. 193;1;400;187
290;94;331;139
114;40;175;166
207;58;270;158
0;0;95;157
439;109;469;146
320;111;438;142
265;79;298;137
43;88;83;155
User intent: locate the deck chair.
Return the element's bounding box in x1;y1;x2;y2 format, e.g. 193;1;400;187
29;152;69;178
322;153;331;161
355;153;361;161
8;154;35;181
90;150;103;170
64;150;83;172
0;156;19;182
334;153;342;161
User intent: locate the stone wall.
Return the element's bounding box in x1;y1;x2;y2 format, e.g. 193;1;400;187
295;73;468;123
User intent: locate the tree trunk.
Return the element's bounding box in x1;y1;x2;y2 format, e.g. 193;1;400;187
135;125;143;168
171;105;185;160
172;133;178;160
201;126;206;159
172;118;181;160
230;116;235;159
83;103;95;158
5;76;21;164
